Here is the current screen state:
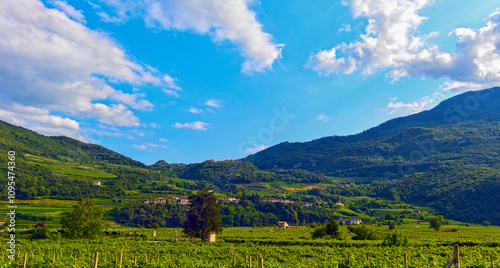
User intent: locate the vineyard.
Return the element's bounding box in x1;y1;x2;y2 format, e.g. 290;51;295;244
1;224;499;267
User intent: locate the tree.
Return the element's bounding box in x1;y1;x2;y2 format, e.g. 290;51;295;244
388;221;396;230
183;188;223;242
325;217;341;239
382;231;409;246
482;221;491;228
429;217;442;231
61;198;107;239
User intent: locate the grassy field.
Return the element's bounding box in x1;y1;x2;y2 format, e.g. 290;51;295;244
0;225;499;267
25;154;117;182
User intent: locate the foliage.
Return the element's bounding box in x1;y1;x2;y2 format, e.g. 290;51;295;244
388;221;396;230
482;221;491;228
348;224;378;240
30;227;52;240
183;188;223;241
61;198;107;239
429;217;442;231
382;231;409;246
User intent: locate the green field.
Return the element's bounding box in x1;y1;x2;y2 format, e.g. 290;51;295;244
1;224;499;267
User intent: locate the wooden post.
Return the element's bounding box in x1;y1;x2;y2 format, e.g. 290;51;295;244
93;252;99;268
404;253;408;268
491;255;494;268
119;252;123;268
453;244;460;268
258;254;263;268
23;253;27;268
347;254;350;264
366;253;369;264
249;256;252;267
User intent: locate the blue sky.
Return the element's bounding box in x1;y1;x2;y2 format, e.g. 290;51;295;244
1;0;500;164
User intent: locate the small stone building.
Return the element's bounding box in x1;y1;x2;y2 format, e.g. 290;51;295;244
207;232;216;243
278;221;289;229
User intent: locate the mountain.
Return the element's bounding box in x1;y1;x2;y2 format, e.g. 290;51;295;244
0;120;145;167
244;87;500;224
244;87;500;176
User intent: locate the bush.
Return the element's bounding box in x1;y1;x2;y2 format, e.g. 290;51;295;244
30;228;52;240
382;231;409;246
348;225;378;240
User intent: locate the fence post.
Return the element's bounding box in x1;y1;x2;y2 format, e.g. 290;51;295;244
93;252;99;268
23;253;27;268
119;252;123;268
491;255;494;268
249;256;252;267
453;244;460;268
258;254;263;268
404;253;408;268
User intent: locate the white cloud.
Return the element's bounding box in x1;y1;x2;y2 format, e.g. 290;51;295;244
245;144;269;154
338;23;351;33
159;138;168;142
163;74;182;90
386;92;445;115
53;1;86;24
99;0;283;73
188;107;204;114
307;0;500;93
205;99;222;108
133;142;168;151
173;121;210;131
163;89;180;98
0;104;83;140
316;114;331;122
0;0;176;137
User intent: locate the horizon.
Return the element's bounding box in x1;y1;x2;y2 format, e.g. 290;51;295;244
1;0;500;165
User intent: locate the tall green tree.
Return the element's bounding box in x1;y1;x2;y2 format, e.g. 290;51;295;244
429;217;442;231
482;221;491;228
183;188;223;242
61;198;107;239
325;217;341;239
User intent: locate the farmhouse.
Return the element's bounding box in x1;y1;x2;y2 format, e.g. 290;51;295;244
278;221;289;229
145;197;168;204
93;181;101;186
337;218;362;224
335;202;344;206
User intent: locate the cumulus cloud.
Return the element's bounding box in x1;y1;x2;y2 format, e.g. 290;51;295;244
159;138;168;142
0;104;83;139
0;0;175;138
98;0;283;73
205;99;222;108
188;107;204;114
53;0;86;24
173;121;210;131
307;0;500;92
386;92;445;115
245;144;269;154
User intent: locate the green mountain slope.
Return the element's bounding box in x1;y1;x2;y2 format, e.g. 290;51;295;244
244;87;500;175
244;87;500;224
0;120;145;167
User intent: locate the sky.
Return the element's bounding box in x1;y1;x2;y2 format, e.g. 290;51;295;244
1;0;500;165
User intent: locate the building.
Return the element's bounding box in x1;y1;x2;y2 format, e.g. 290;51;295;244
179;196;190;205
145;197;168;204
93;181;101;186
337;218;362;224
262;198;296;204
334;202;344;206
278;221;289;229
207;232;216;243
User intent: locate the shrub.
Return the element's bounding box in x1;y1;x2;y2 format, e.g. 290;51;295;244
382;231;409;246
